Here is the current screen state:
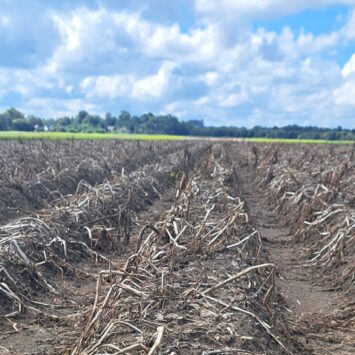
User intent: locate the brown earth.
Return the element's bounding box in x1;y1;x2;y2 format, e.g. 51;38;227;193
239;168;355;355
0;142;354;355
0;191;176;355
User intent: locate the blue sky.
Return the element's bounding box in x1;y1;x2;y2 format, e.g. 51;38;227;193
1;0;355;128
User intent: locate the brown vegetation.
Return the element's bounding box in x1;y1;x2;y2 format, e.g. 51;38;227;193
0;141;353;354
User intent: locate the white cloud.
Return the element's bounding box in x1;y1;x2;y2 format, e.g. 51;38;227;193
1;2;355;128
296;30;340;54
340;9;355;40
19;98;100;118
203;72;219;86
0;67;59;96
65;85;74;94
162;101;189;118
81;74;134;99
342;54;355;77
112;12;223;63
332;51;355;108
132;62;178;99
48;8;224;77
40;6;355;128
219;92;248;107
49;8;129;74
80;61;177;100
334;81;355;105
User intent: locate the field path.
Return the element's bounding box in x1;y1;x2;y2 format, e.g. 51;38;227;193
239;168;355;355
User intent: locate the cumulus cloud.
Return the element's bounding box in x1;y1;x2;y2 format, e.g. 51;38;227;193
0;1;355;127
112;12;223;63
81;74;133;99
342;53;355;77
18;98;100;118
332;54;355;107
132;62;178;99
333;81;355;105
80;61;178;101
0;1;60;68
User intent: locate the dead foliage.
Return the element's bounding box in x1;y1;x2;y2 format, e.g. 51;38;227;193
67;146;300;355
0;140;192;222
242;143;355;328
0;143;209;319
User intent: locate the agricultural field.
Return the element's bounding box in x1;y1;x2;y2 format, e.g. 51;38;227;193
0;131;354;145
0;132;186;141
0;140;353;355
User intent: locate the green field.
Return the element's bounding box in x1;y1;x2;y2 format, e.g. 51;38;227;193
0;131;353;144
248;137;354;144
0;131;186;141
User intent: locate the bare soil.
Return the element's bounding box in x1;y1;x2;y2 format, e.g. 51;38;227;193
239;168;355;355
1;142;353;355
0;192;176;355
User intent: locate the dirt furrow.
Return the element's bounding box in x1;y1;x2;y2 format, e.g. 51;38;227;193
1;142;353;355
64;145;308;355
0;143;209;354
239;169;355;355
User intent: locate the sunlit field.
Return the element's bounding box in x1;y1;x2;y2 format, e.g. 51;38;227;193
0;131;186;140
0;131;352;144
249;137;354;144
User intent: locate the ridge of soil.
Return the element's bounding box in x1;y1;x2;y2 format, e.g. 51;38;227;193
0;192;175;355
238;167;355;355
1;143;353;355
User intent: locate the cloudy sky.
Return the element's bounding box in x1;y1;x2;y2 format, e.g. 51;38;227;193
1;0;355;127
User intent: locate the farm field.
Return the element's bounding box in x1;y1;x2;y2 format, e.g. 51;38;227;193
0;131;354;145
0;141;354;355
248;137;354;145
0;131;186;141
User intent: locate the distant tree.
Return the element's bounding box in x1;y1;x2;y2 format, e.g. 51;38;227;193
327;131;337;140
55;116;72;131
312;132;321;140
248;129;256;138
0;108;25;130
5;108;25;120
28;115;43;129
57;116;71;126
239;127;248;137
187;119;204;128
138;112;154;126
83;114;102;127
286;131;298;139
0;107;354;140
12;118;32;131
104;112;116;127
76;110;90;124
118;110;131;127
0;114;7;130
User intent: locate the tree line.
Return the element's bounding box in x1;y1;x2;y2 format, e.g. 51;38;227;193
0;108;354;141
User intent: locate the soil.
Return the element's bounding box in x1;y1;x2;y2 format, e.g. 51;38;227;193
0;191;176;355
1;143;354;355
239;167;355;355
0;187;32;223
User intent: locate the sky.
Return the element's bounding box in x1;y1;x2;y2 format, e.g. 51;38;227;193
1;1;355;128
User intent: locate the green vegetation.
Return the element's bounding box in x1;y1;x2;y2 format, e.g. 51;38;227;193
0;107;354;141
248;137;354;145
0;131;185;141
1;131;353;144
